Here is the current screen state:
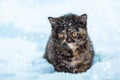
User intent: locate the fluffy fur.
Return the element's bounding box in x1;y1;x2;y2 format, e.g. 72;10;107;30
44;14;94;73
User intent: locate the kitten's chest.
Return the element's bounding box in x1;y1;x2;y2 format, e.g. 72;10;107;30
63;45;86;67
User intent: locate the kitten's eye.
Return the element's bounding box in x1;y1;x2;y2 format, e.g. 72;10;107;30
58;33;64;38
72;32;78;37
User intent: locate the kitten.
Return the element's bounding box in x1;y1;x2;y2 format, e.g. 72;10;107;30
44;14;94;73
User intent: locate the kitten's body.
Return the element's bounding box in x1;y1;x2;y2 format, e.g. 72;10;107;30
44;14;94;73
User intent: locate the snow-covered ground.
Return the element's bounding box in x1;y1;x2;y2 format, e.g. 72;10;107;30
0;0;120;80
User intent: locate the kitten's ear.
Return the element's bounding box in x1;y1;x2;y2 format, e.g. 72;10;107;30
79;14;87;24
48;17;57;26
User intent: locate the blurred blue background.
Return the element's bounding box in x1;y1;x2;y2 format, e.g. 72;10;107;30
0;0;120;80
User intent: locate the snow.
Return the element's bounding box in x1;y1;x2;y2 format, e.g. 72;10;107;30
0;0;120;80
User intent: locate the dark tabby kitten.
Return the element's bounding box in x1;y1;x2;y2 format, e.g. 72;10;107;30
44;14;94;73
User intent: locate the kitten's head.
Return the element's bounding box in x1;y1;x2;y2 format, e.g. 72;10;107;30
48;14;88;49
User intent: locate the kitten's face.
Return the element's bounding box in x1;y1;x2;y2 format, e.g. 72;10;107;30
48;14;88;49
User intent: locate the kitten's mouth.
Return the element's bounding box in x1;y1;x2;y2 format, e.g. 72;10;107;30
67;43;77;51
67;43;75;49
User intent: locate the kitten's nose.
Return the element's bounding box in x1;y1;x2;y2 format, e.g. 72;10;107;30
62;42;67;48
63;42;67;46
67;38;71;43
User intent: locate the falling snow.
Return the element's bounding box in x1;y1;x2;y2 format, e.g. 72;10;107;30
0;0;120;80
